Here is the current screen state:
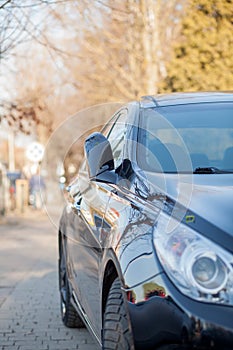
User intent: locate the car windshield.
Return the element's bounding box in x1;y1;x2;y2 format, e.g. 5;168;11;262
138;102;233;173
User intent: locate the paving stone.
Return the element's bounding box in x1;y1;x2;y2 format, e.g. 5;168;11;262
0;215;99;350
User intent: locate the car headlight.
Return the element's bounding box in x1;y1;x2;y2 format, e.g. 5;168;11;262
153;212;233;304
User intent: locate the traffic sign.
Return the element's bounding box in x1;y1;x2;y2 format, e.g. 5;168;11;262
26;142;45;163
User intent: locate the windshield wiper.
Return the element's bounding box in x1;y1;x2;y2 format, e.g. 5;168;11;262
193;167;232;174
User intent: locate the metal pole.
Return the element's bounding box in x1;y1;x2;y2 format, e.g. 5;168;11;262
8;130;15;172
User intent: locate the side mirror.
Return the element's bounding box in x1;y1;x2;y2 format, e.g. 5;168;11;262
84;132;115;181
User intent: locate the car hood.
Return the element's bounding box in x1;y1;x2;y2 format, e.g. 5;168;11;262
146;172;233;237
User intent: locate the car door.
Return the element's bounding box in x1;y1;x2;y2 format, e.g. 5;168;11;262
68;108;128;338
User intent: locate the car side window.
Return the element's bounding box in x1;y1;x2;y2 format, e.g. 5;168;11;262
106;109;128;169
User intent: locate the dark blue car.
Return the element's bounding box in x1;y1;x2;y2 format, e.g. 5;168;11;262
59;92;233;349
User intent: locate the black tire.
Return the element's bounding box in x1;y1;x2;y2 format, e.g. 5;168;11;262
59;235;85;328
103;278;134;350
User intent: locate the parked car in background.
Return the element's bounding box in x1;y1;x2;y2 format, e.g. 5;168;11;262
58;92;233;349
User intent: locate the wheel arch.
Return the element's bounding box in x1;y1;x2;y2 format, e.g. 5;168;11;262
101;260;118;320
58;229;65;258
58;229;62;247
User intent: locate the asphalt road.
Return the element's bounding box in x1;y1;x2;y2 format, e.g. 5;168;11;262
0;210;99;350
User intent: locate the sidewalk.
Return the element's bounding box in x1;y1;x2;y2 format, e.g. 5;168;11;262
0;210;98;350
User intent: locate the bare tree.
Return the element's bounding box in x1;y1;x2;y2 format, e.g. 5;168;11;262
0;0;77;61
60;0;186;106
0;0;186;138
0;0;76;137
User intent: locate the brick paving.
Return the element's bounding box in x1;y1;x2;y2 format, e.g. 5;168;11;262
0;211;99;350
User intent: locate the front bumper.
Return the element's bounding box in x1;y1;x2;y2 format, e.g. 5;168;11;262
127;272;233;350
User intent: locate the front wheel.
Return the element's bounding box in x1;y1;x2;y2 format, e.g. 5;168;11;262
59;235;85;328
103;278;134;350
